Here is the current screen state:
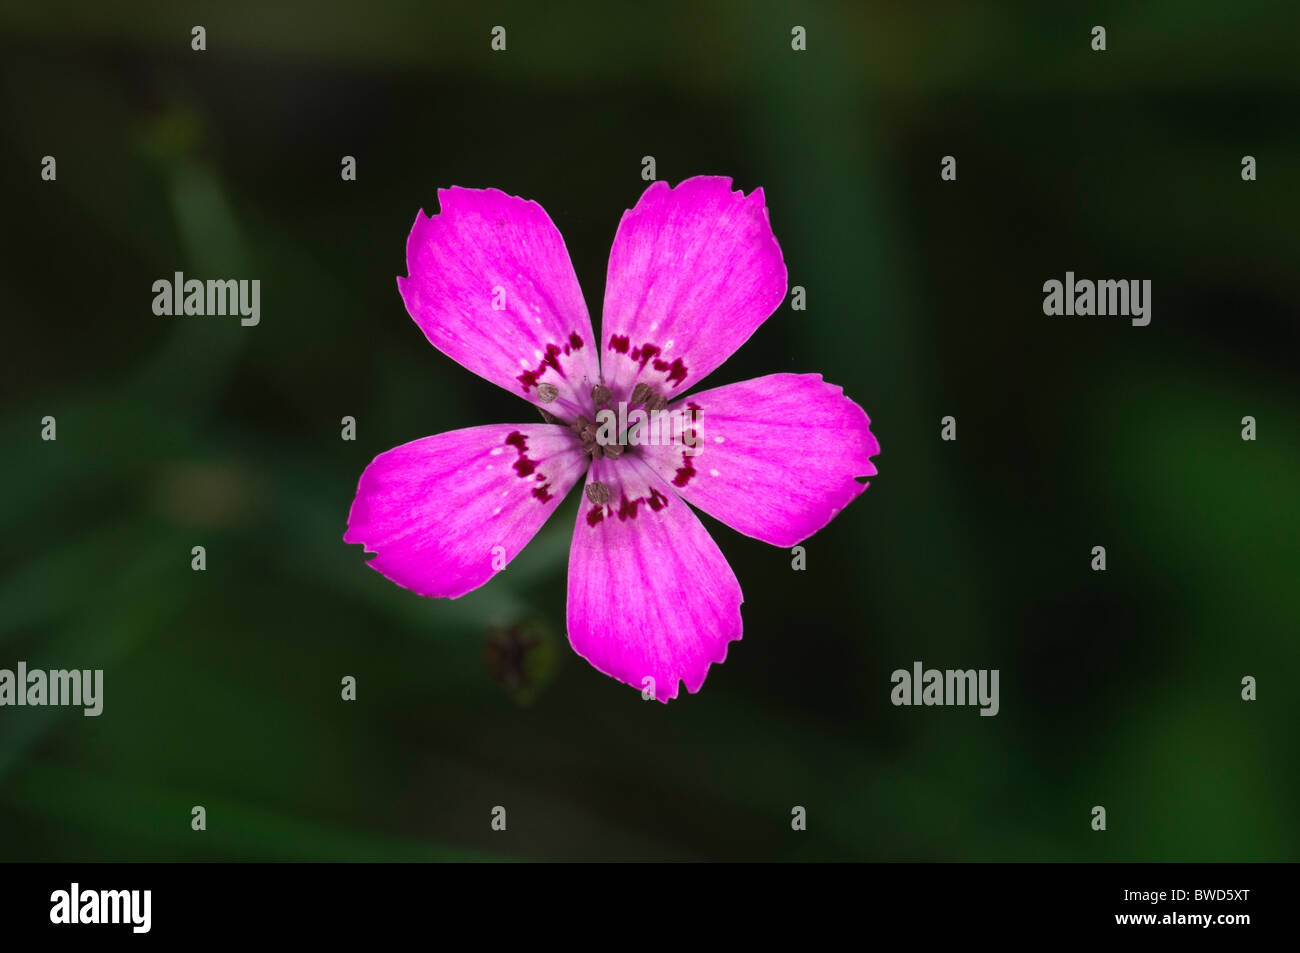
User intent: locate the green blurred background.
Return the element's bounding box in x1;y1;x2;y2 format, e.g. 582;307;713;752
2;0;1297;861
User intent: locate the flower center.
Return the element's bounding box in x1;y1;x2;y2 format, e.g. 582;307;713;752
536;382;672;461
570;414;625;461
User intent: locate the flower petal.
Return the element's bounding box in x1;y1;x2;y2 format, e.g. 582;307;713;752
399;187;600;417
600;176;787;399
566;455;743;702
345;424;587;599
639;373;879;547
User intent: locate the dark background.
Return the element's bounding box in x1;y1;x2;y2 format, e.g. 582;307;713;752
1;1;1296;861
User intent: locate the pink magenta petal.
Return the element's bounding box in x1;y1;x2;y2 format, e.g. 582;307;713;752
640;373;880;547
398;188;600;417
345;424;588;599
567;455;743;702
600;176;787;399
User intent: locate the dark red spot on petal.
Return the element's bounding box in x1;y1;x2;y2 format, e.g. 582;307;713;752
672;454;696;488
653;356;688;388
505;431;547;492
607;485;671;521
517;331;585;392
582;474;673;527
517;343;566;392
608;336;689;389
629;342;660;371
672;404;703;487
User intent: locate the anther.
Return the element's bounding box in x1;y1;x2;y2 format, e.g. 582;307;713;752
630;382;652;404
585;481;612;505
591;384;611;404
645;392;668;413
537;383;559;403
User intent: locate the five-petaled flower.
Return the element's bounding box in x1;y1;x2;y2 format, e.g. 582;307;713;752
345;175;880;701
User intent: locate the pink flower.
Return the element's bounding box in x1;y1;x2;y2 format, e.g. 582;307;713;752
345;176;880;701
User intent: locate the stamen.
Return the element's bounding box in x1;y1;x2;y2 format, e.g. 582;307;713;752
630;382;652;404
585;481;612;505
574;412;625;461
536;383;559;402
591;384;611;404
645;392;668;413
